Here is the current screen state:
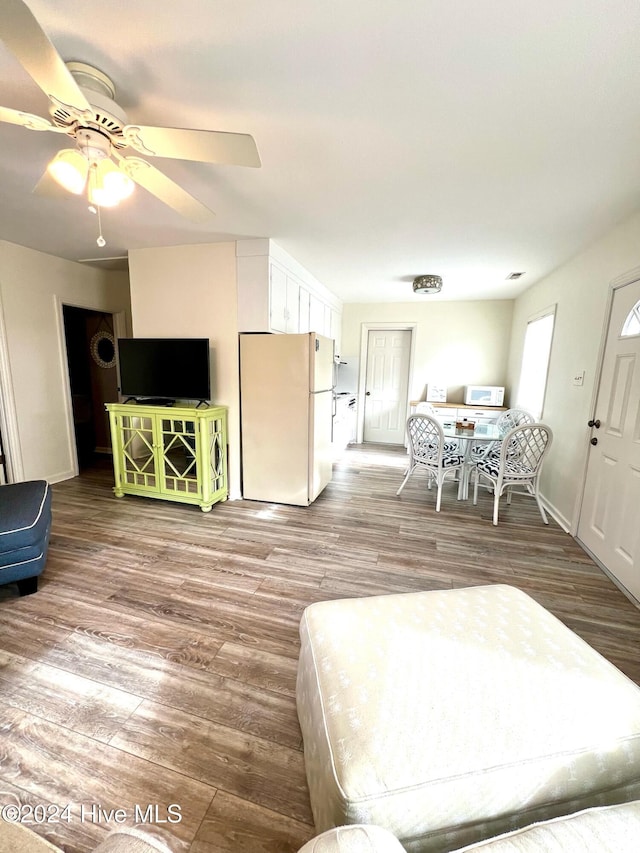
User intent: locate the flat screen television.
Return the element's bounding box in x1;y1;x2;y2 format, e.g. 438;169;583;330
117;338;210;403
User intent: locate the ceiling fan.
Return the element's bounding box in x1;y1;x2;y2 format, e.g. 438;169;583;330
0;0;261;222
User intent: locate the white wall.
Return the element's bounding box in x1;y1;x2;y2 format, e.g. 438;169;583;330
128;243;241;497
341;300;514;403
0;240;131;482
507;210;640;531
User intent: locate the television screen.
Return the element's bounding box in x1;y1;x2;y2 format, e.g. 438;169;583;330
117;338;210;402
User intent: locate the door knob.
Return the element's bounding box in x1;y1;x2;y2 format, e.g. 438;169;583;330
590;437;598;446
365;391;371;396
588;419;601;428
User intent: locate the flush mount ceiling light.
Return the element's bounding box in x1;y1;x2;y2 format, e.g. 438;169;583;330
413;275;443;295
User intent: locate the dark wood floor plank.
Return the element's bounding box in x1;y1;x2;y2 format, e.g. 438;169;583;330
43;632;301;750
0;649;141;742
208;641;299;699
109;701;312;825
0;706;216;851
191;789;313;853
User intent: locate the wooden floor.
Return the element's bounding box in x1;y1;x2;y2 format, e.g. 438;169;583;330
1;443;639;853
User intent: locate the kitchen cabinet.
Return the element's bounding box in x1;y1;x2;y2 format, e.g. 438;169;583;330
309;293;325;336
269;263;300;333
105;402;228;511
299;286;311;333
331;309;342;354
413;403;506;424
237;243;342;338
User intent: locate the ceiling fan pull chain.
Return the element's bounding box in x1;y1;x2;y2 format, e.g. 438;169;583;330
87;161;106;247
96;203;106;247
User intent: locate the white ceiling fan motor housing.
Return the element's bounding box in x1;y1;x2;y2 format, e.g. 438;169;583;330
49;62;129;148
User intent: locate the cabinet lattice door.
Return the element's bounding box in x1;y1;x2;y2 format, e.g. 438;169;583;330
106;403;228;512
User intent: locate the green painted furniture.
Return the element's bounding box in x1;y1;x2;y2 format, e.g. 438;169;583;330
106;403;228;512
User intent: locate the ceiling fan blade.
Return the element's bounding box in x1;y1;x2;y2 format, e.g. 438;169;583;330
1;0;91;117
0;104;68;132
122;125;261;167
115;154;216;222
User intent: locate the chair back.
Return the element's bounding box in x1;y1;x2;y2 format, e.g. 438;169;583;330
406;414;446;467
496;408;535;436
498;423;553;479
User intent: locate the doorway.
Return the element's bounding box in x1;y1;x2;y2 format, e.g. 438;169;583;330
577;277;640;603
62;306;119;471
362;328;413;444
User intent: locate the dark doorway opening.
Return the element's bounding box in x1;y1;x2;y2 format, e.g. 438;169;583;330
63;306;119;471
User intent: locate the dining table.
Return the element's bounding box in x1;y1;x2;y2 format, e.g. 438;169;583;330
442;421;503;500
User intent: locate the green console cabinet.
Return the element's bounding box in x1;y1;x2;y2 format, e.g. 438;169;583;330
105;402;228;512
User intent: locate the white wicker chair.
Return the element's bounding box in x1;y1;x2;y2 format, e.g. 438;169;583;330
470;407;535;463
496;408;535;432
397;414;465;512
472;422;553;525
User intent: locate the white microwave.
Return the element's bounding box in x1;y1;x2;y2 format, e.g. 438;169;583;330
464;385;505;407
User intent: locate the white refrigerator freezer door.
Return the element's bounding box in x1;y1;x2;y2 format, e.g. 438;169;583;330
311;333;335;392
309;388;333;501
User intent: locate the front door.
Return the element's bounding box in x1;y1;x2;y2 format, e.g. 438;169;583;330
363;329;411;444
577;278;640;602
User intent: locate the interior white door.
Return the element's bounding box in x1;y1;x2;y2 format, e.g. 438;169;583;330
577;278;640;602
363;329;411;443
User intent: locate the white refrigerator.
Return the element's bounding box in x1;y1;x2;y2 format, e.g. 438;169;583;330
240;332;335;506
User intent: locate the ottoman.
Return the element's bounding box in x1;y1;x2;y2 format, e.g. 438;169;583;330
0;480;52;594
296;585;640;852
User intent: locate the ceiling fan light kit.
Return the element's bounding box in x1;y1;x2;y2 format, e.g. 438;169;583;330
46;127;135;207
88;158;135;207
413;275;443;295
0;0;261;240
47;148;89;194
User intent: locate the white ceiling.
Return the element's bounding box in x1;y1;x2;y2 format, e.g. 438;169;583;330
2;0;640;303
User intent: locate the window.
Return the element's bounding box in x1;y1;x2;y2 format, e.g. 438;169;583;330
516;308;555;419
621;299;640;337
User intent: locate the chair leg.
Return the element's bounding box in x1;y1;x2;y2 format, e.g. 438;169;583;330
435;474;443;512
473;469;480;505
396;465;415;495
534;488;549;524
492;491;500;525
17;576;38;596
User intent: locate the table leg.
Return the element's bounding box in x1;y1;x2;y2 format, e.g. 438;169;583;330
458;441;472;500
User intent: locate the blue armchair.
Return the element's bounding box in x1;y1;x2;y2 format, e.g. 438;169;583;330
0;480;52;595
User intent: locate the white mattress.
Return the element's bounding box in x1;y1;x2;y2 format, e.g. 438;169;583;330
296;585;640;852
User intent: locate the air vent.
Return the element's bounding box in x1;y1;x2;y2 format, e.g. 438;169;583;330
506;272;526;280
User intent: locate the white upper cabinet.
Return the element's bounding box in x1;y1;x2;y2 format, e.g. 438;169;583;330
299;287;311;333
331;309;342;355
270;263;300;333
269;263;288;333
237;238;342;338
309;293;325;335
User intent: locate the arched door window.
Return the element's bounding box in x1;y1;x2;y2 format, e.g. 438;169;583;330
621;299;640;337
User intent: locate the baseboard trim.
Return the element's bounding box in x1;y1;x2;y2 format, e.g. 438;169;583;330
539;493;571;533
47;469;77;484
576;539;640;611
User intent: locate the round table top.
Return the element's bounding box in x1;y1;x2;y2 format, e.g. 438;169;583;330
442;422;502;442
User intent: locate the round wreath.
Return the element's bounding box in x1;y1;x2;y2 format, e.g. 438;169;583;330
90;331;117;369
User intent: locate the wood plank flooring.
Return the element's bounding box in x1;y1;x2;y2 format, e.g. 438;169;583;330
1;443;639;852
